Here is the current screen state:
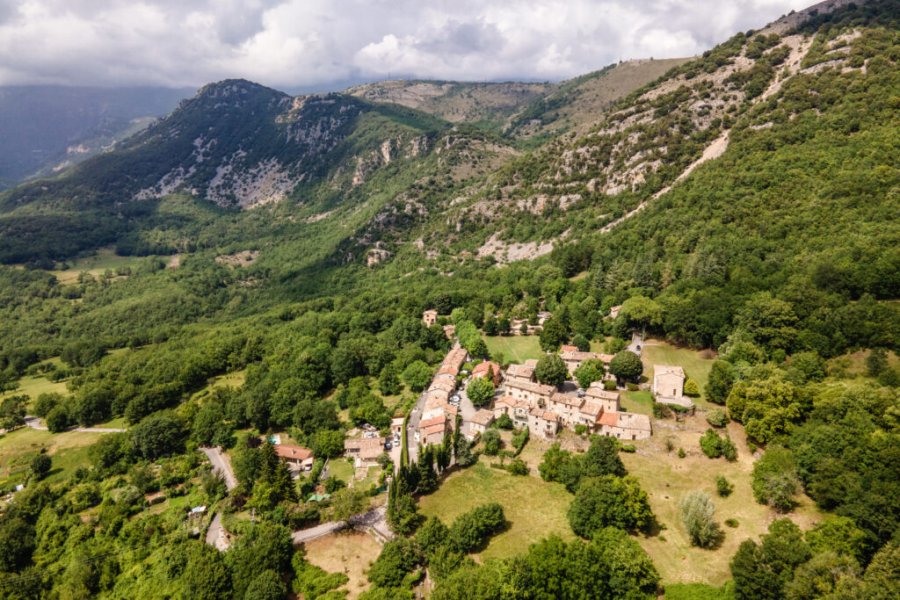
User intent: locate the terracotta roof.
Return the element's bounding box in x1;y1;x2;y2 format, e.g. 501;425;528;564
344;438;385;459
422;422;447;436
560;345;579;353
560;350;598;362
551;391;583;407
419;415;447;429
598;354;615;363
580;400;604;418
471;409;495;426
530;407;559;422
274;445;313;460
506;363;535;380
616;412;652;432
586;385;620;402
472;361;501;378
598;412;618;427
506;378;556;397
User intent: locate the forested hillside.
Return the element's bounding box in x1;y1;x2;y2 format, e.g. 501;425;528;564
0;0;897;598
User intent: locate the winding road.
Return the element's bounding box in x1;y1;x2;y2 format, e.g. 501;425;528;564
24;416;126;433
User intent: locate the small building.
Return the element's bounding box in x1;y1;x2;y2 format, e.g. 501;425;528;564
528;408;560;439
442;324;456;339
653;365;693;408
597;411;651;440
344;438;386;467
585;384;621;413
391;417;404;440
469;409;495;436
471;361;502;386
274;445;315;471
493;396;530;428
548;391;583;426
423;309;438;327
608;305;622;319
506;361;537;384
559;349;600;376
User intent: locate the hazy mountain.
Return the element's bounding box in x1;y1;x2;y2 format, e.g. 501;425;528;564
0;85;191;190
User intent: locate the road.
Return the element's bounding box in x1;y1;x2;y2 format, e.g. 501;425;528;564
628;331;644;356
205;512;230;550
24;416;126;433
291;505;389;544
200;447;237;491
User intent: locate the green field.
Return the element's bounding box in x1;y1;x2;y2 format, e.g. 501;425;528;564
622;390;654;415
52;247;164;285
418;461;574;560
0;427;104;487
641;340;715;407
484;335;545;364
327;457;355;483
0;374;70;409
620;416;824;587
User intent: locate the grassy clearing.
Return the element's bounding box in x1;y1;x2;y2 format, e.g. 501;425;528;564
327;458;355;483
827;348;898;378
621;414;824;587
0;427;103;487
0;374;70;408
622;390;654;415
641;340;715;407
418;460;574;560
484;335;545;364
303;531;382;599
52;247;158;285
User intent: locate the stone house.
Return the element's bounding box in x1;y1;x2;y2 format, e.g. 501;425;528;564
344;438;385;467
493;396;530;428
422;309;438;327
469;409;495;437
274;445;314;471
559;348;600;376
597;411;651;441
653;365;693;408
528;408;560;439
471;361;502;386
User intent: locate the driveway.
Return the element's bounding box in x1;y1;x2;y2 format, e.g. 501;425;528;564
292;505;390;544
456;381;477;438
628;331;644;356
200;447;237;491
205;512;230;550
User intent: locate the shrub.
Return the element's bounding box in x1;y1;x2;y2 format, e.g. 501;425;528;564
716;476;734;497
568;475;654;537
481;429;502;456
700;429;737;461
507;459;529;476
678;448;686;458
680;491;723;548
603;379;618;391
619;444;636;453
448;503;506;553
725;518;739;528
653;403;673;419
706;409;728;428
510;427;529;454
30;454;51;480
495;413;513;429
751;445;799;512
684;379;701;397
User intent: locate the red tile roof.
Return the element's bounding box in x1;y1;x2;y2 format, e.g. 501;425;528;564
598;412;619;427
274;445;313;460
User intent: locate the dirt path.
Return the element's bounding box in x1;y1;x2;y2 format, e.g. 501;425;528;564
24;416;126;434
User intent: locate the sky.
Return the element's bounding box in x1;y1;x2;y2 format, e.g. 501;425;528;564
0;0;813;92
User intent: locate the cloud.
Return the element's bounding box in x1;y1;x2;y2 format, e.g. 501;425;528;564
0;0;813;90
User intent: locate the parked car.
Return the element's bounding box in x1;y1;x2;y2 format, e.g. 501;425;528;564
384;440;392;450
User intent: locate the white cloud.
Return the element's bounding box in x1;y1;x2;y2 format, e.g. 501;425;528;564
0;0;813;90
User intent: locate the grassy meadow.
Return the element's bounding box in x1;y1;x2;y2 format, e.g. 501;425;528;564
418;461;574;560
0;427;104;488
640;339;716;407
484;335;545;364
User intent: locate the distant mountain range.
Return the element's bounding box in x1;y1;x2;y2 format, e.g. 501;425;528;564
0;85;192;190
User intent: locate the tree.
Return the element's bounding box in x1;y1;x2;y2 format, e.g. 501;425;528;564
227;522;293;600
466;377;494;407
699;429;736;460
572;334;590;352
865;348;888;378
620;296;663;330
130;412;185;460
716;476;734;497
330;488;368;521
0;395;27;430
481;429;502;456
706;360;735;405
244;569;286;600
181;545;232;600
33;392;63;418
311;429;345;458
495;413;513;429
568;475;654;537
609;351;642;383
415;516;450;559
368;538;421;588
680;491;723;548
805;516;867;563
30;454;51;480
731;519;811;600
402;361;432;392
534;354;567;387
448;503;506;553
785;552;860;600
539;318;568;352
582;435;626;478
0;517;35;572
45;405;73;433
573;359;604;389
683;378;700;396
752;445;800;512
379;364;402;396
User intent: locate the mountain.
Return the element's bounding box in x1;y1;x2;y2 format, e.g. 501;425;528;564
0;85;190;190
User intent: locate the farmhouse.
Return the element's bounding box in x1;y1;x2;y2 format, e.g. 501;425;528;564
469;409;495;436
528;408;560;439
422;309;438;327
274;445;315;471
559;348;600;376
471;360;502;386
653;365;693;408
344;438;386;467
506;359;538;384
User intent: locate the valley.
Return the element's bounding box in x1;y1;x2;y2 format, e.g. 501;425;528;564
0;1;897;599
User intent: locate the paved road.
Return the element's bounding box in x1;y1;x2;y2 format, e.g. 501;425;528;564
628;331;644;356
200;447;237;491
205;512;230;550
292;505;389;544
24;416;126;433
